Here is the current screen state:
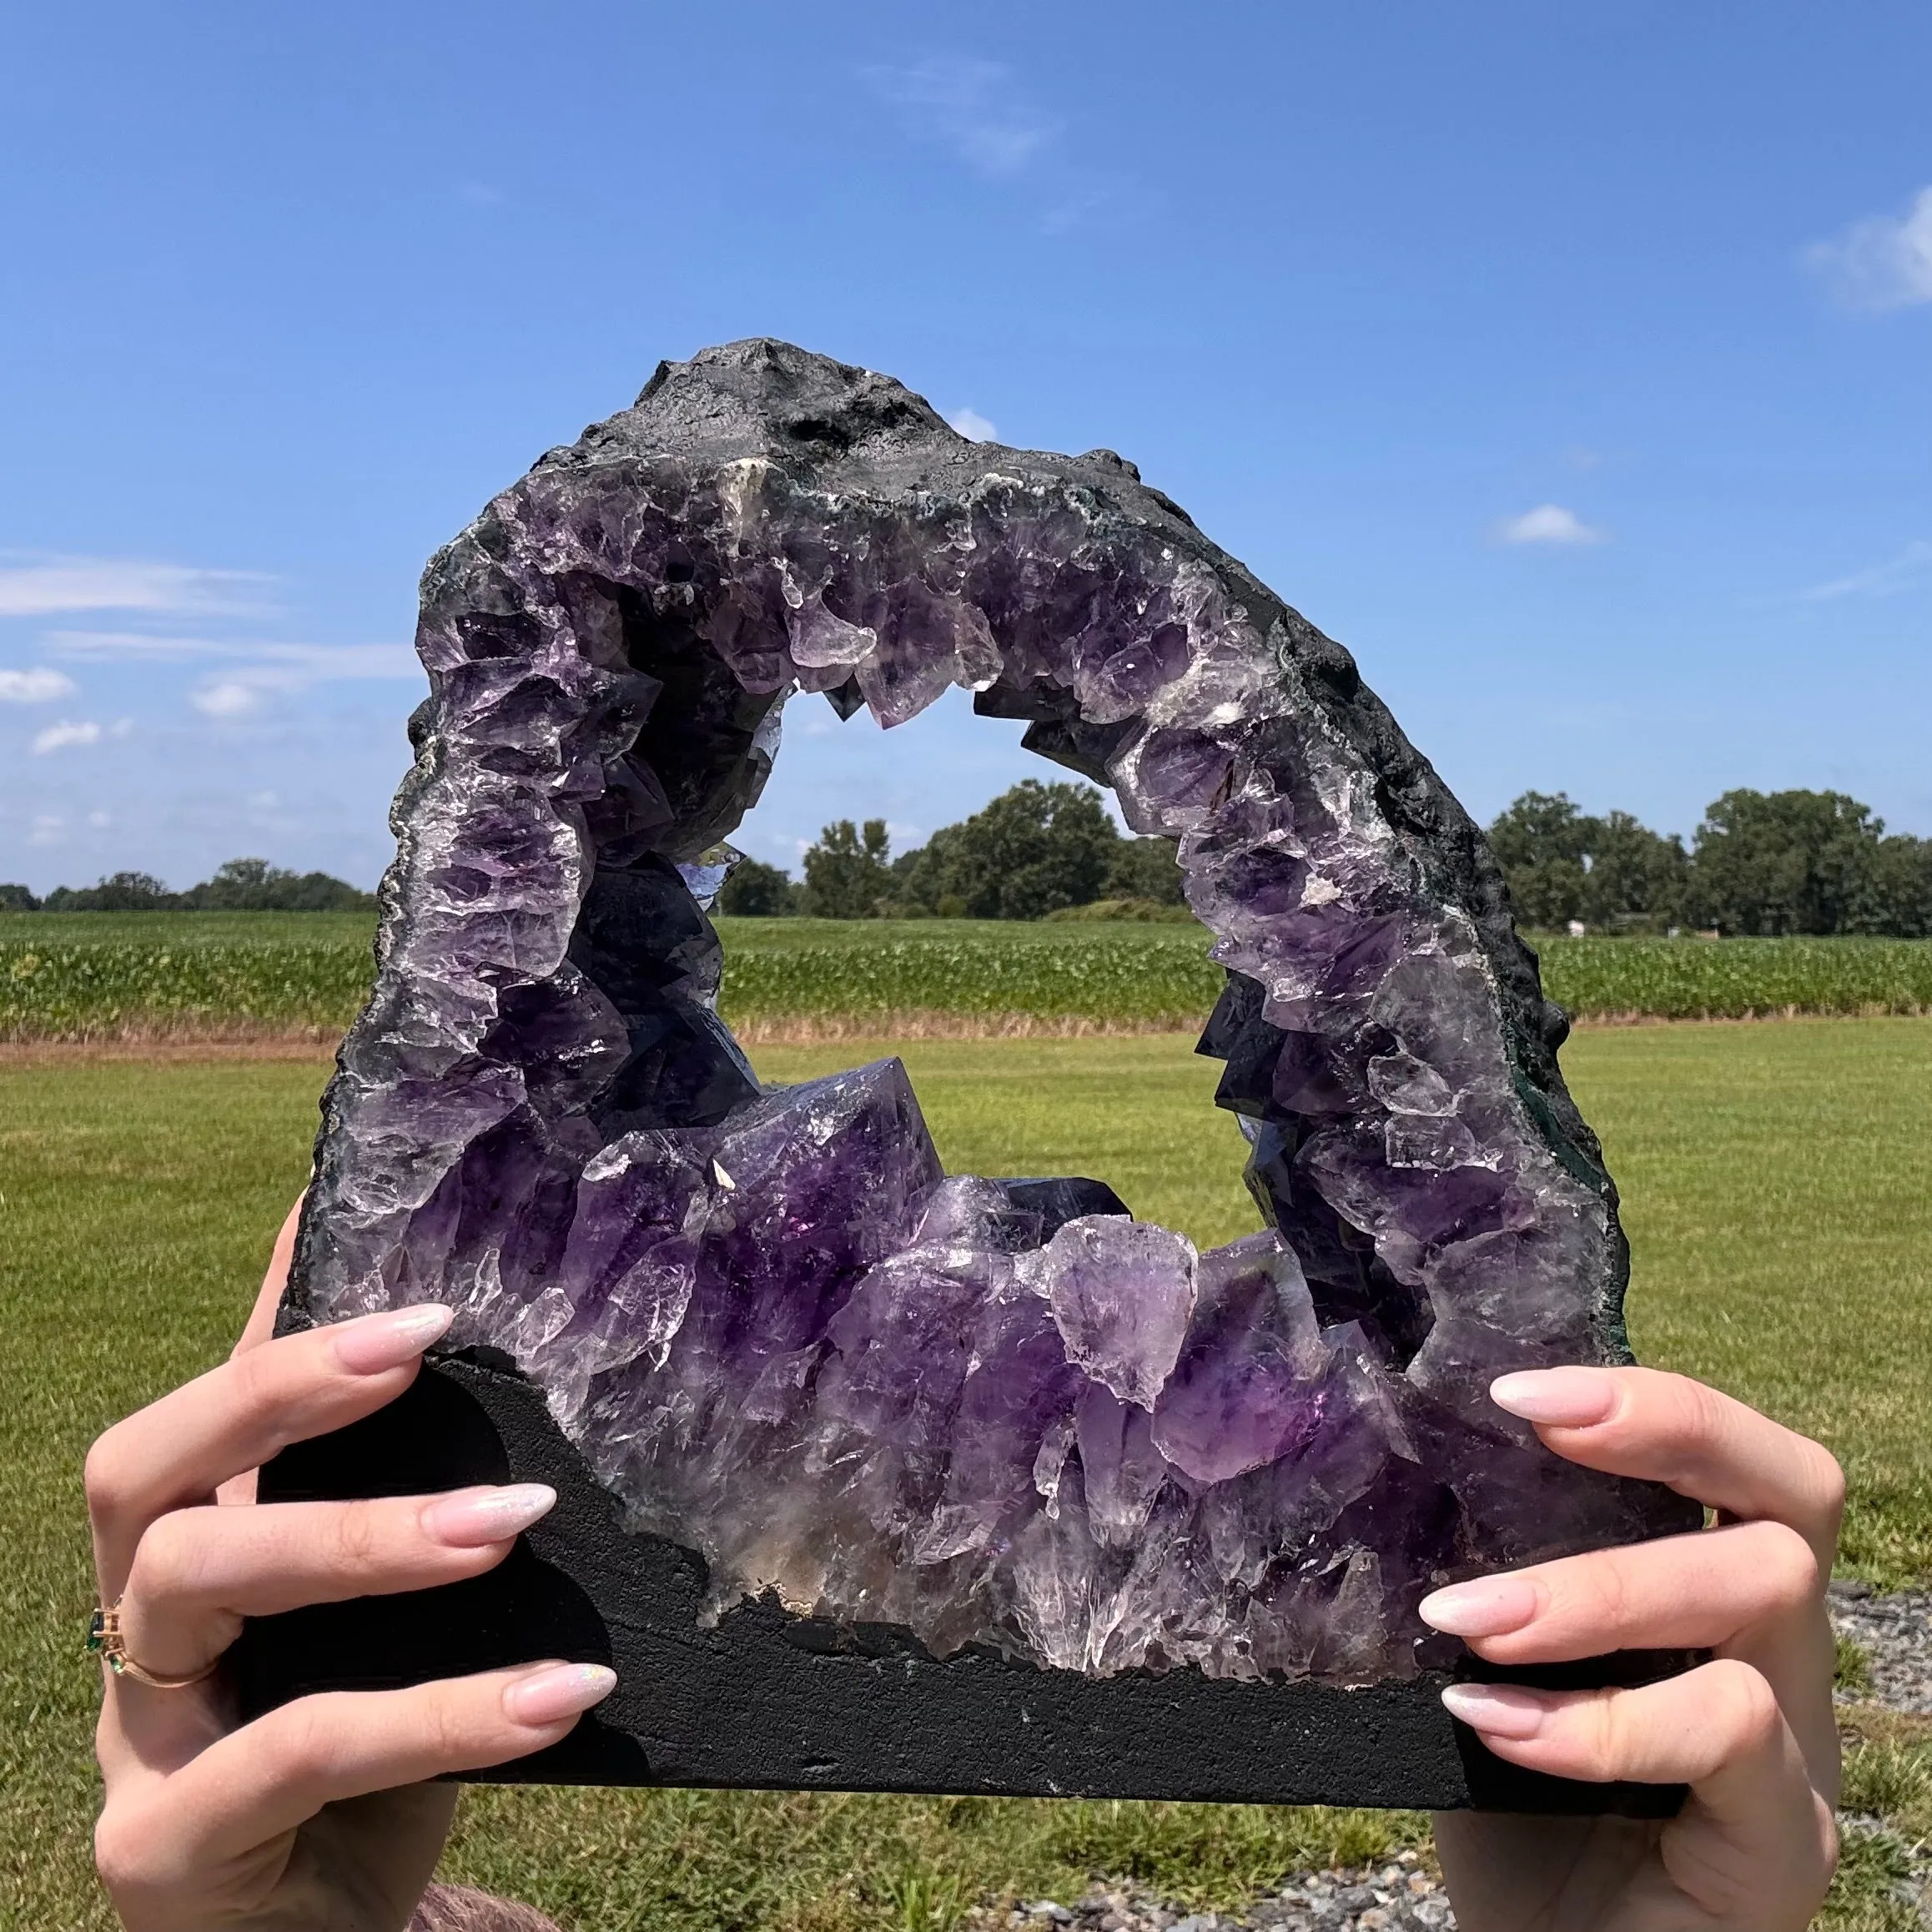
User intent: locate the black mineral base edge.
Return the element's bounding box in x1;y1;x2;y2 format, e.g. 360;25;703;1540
230;1351;1687;1818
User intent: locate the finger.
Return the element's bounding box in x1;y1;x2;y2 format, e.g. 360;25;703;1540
87;1304;453;1596
1441;1662;1836;1926
215;1198;309;1508
1488;1366;1844;1566
98;1662;617;1889
118;1486;557;1681
1418;1517;1818;1663
231;1195;305;1361
1452;1661;1824;1916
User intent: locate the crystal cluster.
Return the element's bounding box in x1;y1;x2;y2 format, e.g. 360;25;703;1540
289;340;1697;1684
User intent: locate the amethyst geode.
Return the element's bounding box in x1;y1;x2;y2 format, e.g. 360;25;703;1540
287;340;1693;1692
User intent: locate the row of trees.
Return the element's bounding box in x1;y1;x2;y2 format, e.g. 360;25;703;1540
726;779;1932;937
1;858;376;913
1487;789;1932;938
721;780;1187;921
13;787;1926;937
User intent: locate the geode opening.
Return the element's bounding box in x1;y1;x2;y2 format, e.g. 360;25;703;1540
279;340;1695;1714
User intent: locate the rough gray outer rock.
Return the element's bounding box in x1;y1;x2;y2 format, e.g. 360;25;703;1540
283;339;1697;1688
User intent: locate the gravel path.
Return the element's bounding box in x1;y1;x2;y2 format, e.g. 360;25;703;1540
1830;1582;1932;1928
989;1856;1456;1932
1831;1580;1932;1713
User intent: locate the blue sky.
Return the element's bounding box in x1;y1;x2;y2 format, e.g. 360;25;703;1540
2;1;1927;893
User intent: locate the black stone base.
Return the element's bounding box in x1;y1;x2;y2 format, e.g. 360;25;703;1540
231;1354;1684;1816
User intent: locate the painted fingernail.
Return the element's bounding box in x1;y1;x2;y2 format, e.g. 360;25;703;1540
503;1662;617;1727
423;1483;557;1547
1417;1575;1540;1638
332;1304;454;1374
1440;1683;1551;1739
1489;1366;1618;1428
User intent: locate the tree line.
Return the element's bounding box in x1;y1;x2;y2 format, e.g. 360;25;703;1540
722;779;1189;920
11;784;1926;937
1487;788;1932;937
728;778;1932;937
1;858;376;913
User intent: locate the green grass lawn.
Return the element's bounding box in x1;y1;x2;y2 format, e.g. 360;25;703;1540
3;1022;1929;1927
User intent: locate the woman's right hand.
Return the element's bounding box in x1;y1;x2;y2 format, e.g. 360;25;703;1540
1428;1367;1843;1931
88;1208;616;1931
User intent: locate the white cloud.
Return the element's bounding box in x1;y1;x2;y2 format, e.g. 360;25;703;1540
45;631;420;717
1802;539;1932;601
29;813;64;846
0;666;77;703
1804;186;1932;312
42;630;221;663
0;555;271;618
861;56;1136;236
32;719;102;754
193;680;263;717
948;407;999;442
865;58;1054;177
1493;504;1607;547
48;631;418;677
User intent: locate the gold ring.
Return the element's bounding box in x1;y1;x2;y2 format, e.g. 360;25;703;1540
88;1599;219;1691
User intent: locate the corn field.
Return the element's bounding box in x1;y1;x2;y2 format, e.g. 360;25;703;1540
3;923;1929;1044
1;937;376;1042
1537;936;1932;1023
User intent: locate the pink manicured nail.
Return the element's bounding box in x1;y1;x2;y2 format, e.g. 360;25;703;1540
1417;1574;1540;1638
503;1662;617;1727
1440;1683;1552;1739
422;1484;556;1547
332;1305;454;1374
1489;1366;1618;1427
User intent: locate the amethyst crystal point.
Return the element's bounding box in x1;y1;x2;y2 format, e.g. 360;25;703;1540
1036;1216;1197;1410
286;338;1696;1713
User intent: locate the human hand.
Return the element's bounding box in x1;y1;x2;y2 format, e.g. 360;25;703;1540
1427;1366;1843;1931
88;1203;616;1931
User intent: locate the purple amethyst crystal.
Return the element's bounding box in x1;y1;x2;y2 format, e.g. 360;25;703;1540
286;340;1696;1688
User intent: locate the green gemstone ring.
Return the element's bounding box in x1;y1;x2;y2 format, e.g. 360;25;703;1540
88;1599;218;1690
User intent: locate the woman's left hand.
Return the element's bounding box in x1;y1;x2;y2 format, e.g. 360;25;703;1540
88;1203;615;1930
